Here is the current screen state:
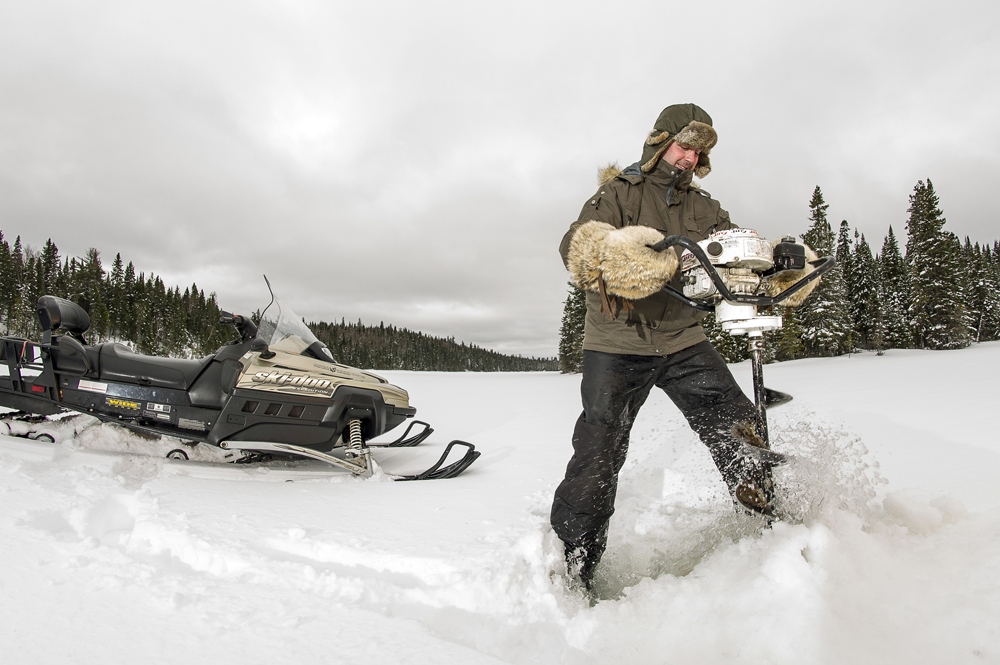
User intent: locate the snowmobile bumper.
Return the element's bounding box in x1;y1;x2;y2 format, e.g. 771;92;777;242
368;420;434;447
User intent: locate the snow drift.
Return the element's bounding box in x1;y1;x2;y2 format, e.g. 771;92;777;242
3;344;1000;664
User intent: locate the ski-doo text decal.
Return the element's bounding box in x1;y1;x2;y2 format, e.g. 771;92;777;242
105;397;141;412
78;379;109;394
247;371;335;396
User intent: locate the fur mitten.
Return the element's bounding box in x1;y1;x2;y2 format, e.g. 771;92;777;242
567;221;677;299
764;240;820;307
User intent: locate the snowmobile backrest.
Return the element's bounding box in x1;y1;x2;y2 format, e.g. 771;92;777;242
37;296;91;340
50;335;94;376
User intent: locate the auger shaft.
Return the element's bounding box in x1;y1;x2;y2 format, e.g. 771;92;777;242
748;336;769;448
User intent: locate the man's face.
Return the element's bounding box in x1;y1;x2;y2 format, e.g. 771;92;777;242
661;142;700;171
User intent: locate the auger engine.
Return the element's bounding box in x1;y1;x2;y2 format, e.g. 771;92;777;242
678;228;807;337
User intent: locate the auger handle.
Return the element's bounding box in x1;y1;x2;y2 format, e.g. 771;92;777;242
650;234;835;309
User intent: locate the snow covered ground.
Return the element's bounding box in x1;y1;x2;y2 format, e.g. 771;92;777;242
3;343;1000;664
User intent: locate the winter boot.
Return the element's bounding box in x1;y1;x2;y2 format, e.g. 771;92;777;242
730;421;776;518
561;528;608;593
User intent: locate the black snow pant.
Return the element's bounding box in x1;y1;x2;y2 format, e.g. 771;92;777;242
550;342;765;580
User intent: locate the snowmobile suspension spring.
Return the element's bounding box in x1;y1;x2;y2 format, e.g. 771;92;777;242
348;419;365;451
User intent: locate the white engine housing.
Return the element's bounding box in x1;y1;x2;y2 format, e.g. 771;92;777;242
680;228;774;273
680;229;782;337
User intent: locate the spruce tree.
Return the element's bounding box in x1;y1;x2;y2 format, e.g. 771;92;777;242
108;253;125;340
558;284;586;373
40;239;61;296
836;221;855;330
771;305;806;362
797;186;852;356
878;226;912;349
0;232;10;333
977;246;1000;341
852;235;884;351
906;179;971;349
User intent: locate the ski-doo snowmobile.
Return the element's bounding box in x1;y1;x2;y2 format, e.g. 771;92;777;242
0;280;479;480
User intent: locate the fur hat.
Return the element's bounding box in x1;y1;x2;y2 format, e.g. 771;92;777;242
639;103;717;178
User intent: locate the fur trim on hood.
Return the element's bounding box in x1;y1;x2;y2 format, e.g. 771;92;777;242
597;163;623;186
596;162;701;189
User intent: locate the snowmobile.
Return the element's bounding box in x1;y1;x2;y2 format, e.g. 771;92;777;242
0;279;479;480
653;228;835;460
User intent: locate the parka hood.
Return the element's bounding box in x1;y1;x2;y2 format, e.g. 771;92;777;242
639;103;716;178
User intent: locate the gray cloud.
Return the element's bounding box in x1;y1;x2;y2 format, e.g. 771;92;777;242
3;0;998;357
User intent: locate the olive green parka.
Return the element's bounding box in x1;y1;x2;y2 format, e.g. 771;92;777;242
559;160;735;356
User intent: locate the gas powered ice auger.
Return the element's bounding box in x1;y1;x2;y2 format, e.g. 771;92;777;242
650;229;835;458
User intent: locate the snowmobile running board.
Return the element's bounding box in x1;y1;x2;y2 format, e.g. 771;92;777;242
219;438;480;481
220;440;373;476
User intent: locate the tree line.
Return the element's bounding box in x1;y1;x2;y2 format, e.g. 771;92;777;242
0;230;557;371
311;319;557;372
0;234;230;358
558;179;1000;371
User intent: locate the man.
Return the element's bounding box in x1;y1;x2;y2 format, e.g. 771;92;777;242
550;103;815;589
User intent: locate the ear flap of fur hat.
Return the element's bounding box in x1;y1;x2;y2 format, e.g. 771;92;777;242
639;103;717;177
764;240;821;307
566;222;677;300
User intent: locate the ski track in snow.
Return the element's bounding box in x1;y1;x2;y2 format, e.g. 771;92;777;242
3;345;1000;664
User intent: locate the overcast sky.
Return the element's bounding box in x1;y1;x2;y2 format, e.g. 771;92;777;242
2;0;998;358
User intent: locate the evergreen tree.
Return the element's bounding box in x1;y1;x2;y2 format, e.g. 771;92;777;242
40;239;61;296
0;231;10;332
558;284;586;373
976;245;1000;341
906;179;971;349
878;226;912;349
852;235;884;351
771;305;806;362
797;186;852;356
836;221;855;324
108;253;125;339
122;261;138;343
6;236;25;332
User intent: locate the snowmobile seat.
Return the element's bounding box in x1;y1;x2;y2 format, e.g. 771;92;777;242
97;343;214;390
37;296;90;342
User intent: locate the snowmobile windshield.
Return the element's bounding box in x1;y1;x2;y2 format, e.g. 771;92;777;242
256;294;336;363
